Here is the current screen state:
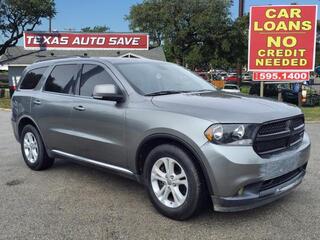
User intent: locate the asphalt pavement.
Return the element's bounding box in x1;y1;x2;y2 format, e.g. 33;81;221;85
0;110;319;240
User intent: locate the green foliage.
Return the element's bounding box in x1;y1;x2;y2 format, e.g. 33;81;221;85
0;0;56;55
0;97;10;109
125;0;164;47
316;45;320;67
315;20;320;67
301;107;320;122
126;0;248;70
81;25;110;33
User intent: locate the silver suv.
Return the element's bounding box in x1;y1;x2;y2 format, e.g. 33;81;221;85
11;57;310;220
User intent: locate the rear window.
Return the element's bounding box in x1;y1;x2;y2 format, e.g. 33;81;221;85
20;67;47;90
44;64;79;94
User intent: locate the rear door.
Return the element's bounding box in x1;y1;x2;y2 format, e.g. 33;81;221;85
67;62;127;168
33;63;81;153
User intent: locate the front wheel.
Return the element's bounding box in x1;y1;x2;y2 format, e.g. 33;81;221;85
144;144;205;220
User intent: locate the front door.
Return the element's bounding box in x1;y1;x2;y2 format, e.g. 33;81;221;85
68;63;127;168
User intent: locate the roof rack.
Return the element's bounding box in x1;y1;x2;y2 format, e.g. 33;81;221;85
34;55;89;63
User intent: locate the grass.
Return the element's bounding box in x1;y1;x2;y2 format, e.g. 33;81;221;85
301;107;320;122
0;97;11;109
240;85;251;94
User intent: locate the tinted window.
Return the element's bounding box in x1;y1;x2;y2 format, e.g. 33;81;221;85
44;64;79;94
80;64;116;97
20;67;47;89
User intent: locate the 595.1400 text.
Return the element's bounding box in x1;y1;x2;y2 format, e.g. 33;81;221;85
252;72;310;81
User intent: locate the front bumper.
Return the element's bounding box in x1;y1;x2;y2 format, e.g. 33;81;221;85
200;132;310;212
212;165;306;212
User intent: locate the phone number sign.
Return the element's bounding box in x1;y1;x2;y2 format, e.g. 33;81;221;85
248;5;317;81
253;72;309;81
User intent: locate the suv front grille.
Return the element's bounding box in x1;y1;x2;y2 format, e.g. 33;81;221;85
253;115;305;156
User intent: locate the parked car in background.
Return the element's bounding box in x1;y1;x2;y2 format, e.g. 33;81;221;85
249;83;320;106
249;83;279;98
12;57;310;220
218;72;227;80
195;71;209;81
282;88;299;105
315;66;320;77
225;73;240;84
242;72;252;81
221;84;240;93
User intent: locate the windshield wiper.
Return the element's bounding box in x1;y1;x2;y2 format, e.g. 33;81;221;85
144;90;189;96
192;89;215;93
144;89;214;96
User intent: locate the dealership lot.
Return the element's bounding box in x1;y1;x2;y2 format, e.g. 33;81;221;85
0;110;319;240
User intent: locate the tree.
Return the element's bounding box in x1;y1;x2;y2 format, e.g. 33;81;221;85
226;14;249;69
0;0;56;55
316;20;320;67
126;0;243;69
81;25;110;33
125;0;164;48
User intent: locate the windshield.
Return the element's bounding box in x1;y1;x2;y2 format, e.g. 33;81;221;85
115;62;215;95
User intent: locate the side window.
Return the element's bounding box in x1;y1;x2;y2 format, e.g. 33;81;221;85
44;64;79;94
80;64;117;97
20;67;47;90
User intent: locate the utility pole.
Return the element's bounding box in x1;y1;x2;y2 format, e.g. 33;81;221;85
49;16;52;32
237;0;245;85
239;0;245;17
49;0;53;32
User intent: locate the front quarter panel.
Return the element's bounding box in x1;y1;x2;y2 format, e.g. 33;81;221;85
125;106;214;176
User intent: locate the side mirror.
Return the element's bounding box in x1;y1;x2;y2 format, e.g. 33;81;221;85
93;84;124;102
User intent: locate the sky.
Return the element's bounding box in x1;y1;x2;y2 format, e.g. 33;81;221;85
34;0;320;33
1;0;318;45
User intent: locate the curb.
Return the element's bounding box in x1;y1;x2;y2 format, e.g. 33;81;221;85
0;108;11;112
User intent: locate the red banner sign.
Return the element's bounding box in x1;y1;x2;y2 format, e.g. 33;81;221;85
248;5;317;72
252;71;309;81
23;32;149;50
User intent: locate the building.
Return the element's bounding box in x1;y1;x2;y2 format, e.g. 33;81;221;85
0;45;166;92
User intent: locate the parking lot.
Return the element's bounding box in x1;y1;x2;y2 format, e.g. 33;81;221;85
0;110;319;240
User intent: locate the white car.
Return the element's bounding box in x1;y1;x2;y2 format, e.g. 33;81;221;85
242;73;252;81
222;84;240;93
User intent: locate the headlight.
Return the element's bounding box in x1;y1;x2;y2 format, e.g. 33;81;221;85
204;124;257;145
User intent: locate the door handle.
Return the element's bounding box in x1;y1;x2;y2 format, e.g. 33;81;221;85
73;105;86;111
33;99;41;105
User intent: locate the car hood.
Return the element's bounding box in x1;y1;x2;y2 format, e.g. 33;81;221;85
151;91;302;123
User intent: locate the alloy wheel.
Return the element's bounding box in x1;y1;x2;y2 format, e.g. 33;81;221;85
23;132;39;163
151;157;188;208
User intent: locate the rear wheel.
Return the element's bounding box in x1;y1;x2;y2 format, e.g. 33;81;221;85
144;144;205;220
21;125;54;170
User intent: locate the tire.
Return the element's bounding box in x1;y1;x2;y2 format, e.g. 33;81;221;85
20;125;54;170
144;144;205;220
